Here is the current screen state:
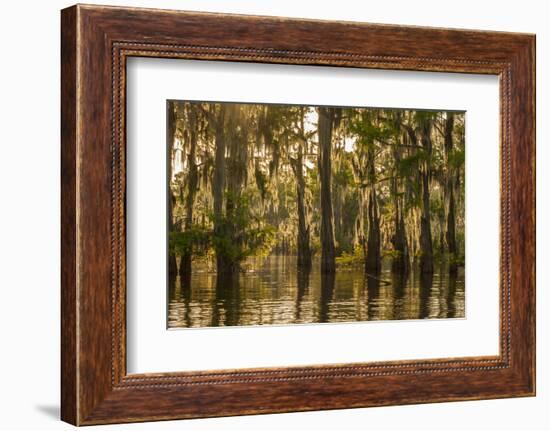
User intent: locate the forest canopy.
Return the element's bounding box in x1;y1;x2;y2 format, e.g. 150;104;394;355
167;101;465;281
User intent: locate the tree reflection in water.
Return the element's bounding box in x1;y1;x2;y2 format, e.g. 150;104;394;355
319;272;336;323
168;256;464;328
295;266;310;322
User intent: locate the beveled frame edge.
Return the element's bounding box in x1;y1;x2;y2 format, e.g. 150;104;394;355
61;4;535;425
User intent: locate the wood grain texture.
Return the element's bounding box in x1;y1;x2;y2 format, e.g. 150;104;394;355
60;4;535;425
60;5;78;425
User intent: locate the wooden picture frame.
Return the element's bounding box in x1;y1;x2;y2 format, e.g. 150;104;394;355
61;4;535;425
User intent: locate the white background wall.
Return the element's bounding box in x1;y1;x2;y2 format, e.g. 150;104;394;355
0;0;546;429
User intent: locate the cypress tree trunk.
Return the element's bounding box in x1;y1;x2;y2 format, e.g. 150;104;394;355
180;107;198;277
224;106;248;274
419;172;433;273
444;113;457;273
365;145;381;273
419;121;434;274
365;190;381;273
167;102;178;278
317;107;336;273
211;106;235;275
392;195;409;273
391;137;409;273
356;187;366;256
291;144;312;268
446;189;457;272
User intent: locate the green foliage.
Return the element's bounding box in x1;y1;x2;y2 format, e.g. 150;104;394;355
168;101;466;275
169;226;210;256
336;246;364;268
211;192;277;265
309;236;321;257
170;191;276;268
452;230;466;266
333;161;354;186
449;252;465;267
413;110;438;125
448;148;465;169
397;151;429;176
430;196;445;218
348;110;393;146
381;249;402;259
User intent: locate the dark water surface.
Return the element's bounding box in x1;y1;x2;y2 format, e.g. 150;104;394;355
168;256;465;328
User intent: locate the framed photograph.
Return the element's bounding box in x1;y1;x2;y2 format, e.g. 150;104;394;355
61;4;535;425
